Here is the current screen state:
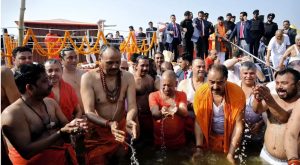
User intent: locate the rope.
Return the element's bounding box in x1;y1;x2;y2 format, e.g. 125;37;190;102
224;38;277;71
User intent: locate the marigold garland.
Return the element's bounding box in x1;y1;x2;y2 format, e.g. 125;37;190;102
2;28;158;65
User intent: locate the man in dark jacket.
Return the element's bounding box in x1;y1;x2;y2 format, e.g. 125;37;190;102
180;11;194;62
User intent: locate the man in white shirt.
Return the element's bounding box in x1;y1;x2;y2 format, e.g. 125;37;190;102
266;29;290;68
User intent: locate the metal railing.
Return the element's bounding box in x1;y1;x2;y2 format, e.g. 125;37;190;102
225;38;276;82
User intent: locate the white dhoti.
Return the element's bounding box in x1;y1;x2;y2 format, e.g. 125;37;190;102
260;146;287;165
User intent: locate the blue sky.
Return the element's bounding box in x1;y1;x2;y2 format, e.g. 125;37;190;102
1;0;299;37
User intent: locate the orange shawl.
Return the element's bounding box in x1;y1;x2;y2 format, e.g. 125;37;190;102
8;144;77;165
84;118;126;165
48;80;78;121
217;24;227;52
193;82;245;153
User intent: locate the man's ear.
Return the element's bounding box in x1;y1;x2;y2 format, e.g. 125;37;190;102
12;57;16;64
25;84;33;95
26;84;33;90
133;64;138;71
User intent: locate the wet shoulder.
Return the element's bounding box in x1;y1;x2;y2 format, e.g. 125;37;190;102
82;68;100;80
43;98;58;111
122;70;135;83
78;68;86;76
1;99;26;124
1;66;13;84
145;74;154;82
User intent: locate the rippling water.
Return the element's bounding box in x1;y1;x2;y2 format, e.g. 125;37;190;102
120;141;269;165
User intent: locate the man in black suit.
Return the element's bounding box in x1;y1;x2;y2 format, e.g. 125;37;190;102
204;12;215;35
283;20;297;45
249;9;264;58
146;21;158;57
193;11;211;59
224;13;235;59
180;11;194;62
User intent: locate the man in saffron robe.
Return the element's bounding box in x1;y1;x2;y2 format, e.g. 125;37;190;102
193;64;245;164
149;70;188;149
45;59;82;121
1;63;87;165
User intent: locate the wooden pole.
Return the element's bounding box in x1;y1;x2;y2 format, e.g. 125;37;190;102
18;0;26;46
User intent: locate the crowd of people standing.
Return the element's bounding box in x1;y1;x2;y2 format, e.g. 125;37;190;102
1;8;300;165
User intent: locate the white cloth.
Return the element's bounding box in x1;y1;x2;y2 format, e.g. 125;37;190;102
186;78;195;103
260;146;287;165
217;52;226;64
289;45;300;64
227;64;241;83
268;34;290;68
266;81;277;95
212;101;225;134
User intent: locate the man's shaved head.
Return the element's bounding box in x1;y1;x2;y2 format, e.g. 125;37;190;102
161;62;173;73
161;70;176;81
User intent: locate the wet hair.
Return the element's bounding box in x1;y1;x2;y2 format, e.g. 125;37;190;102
130;53;141;63
275;68;300;83
240;61;257;70
44;58;62;67
12;46;32;58
99;45;120;59
135;55;149;64
208;64;228;79
14;63;46;94
60;47;75;59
